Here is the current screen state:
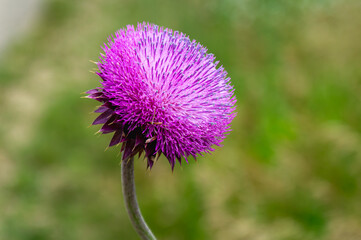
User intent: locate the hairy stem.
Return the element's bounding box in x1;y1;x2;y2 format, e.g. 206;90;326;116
121;157;156;240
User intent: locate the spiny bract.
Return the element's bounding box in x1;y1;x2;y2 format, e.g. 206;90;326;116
86;22;236;170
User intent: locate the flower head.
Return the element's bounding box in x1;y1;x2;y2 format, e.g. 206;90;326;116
86;22;236;169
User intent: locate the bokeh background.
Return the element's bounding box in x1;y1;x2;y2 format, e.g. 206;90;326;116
1;0;361;239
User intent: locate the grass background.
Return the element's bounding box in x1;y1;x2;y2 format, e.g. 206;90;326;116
1;0;361;239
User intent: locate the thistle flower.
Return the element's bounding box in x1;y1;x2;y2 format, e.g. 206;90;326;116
86;22;236;170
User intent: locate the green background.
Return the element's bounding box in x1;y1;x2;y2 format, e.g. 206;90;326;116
1;0;361;239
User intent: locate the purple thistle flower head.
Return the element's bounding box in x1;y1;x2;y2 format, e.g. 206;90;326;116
86;22;236;170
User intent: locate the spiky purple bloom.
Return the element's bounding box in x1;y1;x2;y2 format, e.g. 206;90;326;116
86;22;236;169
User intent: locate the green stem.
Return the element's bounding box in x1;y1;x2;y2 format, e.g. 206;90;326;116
121;156;156;240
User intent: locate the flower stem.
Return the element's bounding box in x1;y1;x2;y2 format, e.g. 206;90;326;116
121;156;156;240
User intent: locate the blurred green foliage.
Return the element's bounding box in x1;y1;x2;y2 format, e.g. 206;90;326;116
1;0;361;239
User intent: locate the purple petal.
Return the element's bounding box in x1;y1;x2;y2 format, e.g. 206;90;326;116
109;129;123;147
92;109;113;125
100;116;119;134
122;138;135;161
94;106;108;113
134;133;144;148
88;92;103;99
147;156;155;169
86;89;99;94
